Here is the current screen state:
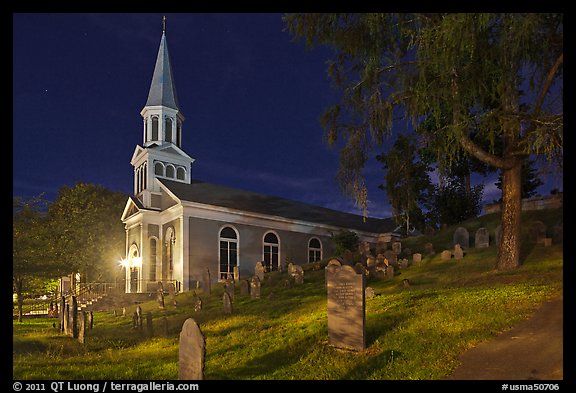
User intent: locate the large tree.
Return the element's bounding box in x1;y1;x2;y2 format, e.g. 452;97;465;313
285;13;562;270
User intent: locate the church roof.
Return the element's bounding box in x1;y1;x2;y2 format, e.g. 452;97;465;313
145;32;180;111
158;178;396;234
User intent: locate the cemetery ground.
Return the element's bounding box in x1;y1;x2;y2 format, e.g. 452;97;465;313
13;209;563;380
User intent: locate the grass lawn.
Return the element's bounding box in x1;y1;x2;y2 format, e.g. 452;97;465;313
13;210;563;380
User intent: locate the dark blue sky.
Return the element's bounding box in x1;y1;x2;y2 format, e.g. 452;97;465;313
12;13;562;219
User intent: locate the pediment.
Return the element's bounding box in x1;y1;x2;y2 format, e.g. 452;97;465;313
121;197;142;221
130;145;146;165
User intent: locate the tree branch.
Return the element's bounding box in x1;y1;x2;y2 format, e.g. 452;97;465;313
459;132;516;169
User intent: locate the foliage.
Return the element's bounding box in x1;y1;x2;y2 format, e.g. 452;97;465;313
46;183;128;283
427;180;484;227
376;133;433;234
330;229;359;256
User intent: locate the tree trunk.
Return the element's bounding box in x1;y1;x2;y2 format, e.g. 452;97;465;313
496;160;522;270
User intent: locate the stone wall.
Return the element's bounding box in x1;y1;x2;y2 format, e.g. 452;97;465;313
483;193;562;215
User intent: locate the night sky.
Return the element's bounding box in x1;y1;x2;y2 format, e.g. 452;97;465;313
12;13;562;219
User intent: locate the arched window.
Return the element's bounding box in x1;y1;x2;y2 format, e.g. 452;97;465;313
151;116;159;140
263;232;279;272
165;117;173;143
149;238;157;282
166;165;175;178
144;118;148;141
219;226;238;280
176;121;182;147
176;167;186;180
127;244;140;293
154;162;164;176
142;163;147;189
308;238;322;263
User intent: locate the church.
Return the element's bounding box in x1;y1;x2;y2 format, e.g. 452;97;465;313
119;23;398;294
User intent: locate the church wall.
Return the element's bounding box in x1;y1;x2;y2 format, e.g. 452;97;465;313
126;225;141;252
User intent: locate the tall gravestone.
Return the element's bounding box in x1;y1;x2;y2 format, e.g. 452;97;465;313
64;304;70;335
71;296;78;338
225;278;235;301
475;227;490;248
255;261;265;282
392;241;402;255
157;281;165;308
202;268;211;295
59;296;66;333
136;306;143;329
179;318;205;380
326;264;366;351
453;227;470;248
250;276;261;299
78;311;87;344
223;292;233;314
88;311;94;330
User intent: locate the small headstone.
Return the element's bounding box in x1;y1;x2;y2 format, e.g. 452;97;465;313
255;261;265;282
146;312;153;337
386;265;395;278
113;309;117;317
412;253;422;263
132;311;139;329
424;242;435;255
441;250;452;260
239;279;250;296
287;262;295;275
454;244;464;260
528;221;547;244
223;292;233;315
384;250;397;266
326;264;366;351
366;256;376;267
267;274;274;286
453;227;470;248
402;278;411;288
225;278;235;301
78;311;86;344
399;258;409;269
157;281;165;309
202;268;211;295
250;276;261;299
365;287;375;299
283;278;293;288
392;241;402;255
178;318;205;380
292;265;304;285
475;227;490;248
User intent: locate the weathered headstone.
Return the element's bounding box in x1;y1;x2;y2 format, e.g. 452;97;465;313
475;227;490;248
287;262;295;275
168;282;176;300
136;305;143;329
293;265;304;285
412;253;422;263
365;287;375;299
366;256;376;268
63;304;70;335
441;250;452;260
454;244;464;260
113;309;117;317
193;294;202;312
146;312;153;337
202;268;211;295
495;225;502;246
225;278;235;301
386;265;395;278
392;241;402;255
327;258;342;267
255;261;265;282
78;311;86;344
528;221;547;244
326;264;366;351
384;250;397;266
424;242;435;255
178;318;205;380
453;227;470;248
223;292;233;315
239;279;250;296
399;258;409;269
402;278;411;288
250;276;261;299
59;296;65;332
88;311;94;330
132;311;139;329
157;281;165;308
71;296;78;338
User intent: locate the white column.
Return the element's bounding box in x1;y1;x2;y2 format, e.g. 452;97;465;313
181;216;190;291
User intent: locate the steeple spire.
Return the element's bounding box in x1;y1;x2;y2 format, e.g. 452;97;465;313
145;18;180;111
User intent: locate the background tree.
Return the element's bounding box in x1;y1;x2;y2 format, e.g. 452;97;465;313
47;183;128;283
376;134;433;236
285;13;563;270
331;229;359;257
494;158;544;201
427;178;484;227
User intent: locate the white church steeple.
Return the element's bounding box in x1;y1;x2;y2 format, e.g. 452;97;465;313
130;16;194;209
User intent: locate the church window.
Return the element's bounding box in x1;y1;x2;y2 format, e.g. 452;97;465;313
263;232;279;272
165;117;173;143
149;238;157;282
308;238;322;263
154;162;164;176
143;163;147;189
152;116;159;140
176;167;185;180
166;165;175;178
144;119;148;141
219;226;238;280
176;121;182;147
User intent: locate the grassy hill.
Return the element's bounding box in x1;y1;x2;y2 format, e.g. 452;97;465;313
12;208;563;380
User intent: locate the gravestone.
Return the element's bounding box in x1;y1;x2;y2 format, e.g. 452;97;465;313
293;265;304;285
71;296;78;338
233;266;240;281
384;250;397;266
366;256;376;268
475;227;490;248
255;261;265;282
136;306;143;329
63;304;70;335
250;276;261;299
441;250;452;260
88;311;94;330
178;318;205;380
528;221;547;244
59;296;65;332
412;253;422;263
223;292;233;315
113;309;117;317
168;282;176;300
402;279;411;288
132;311;139;329
239;279;250;296
354;263;367;276
453;227;470;248
287;262;295;275
552;223;563;244
365;287;375;299
202;268;211;295
495;225;502;246
78;311;86;344
122;307;126;317
326;264;366;351
392;241;402;255
146;312;153;337
424;242;435;255
157;281;165;308
193;294;202;312
399;258;409;269
342;249;354;266
386;265;395;278
283;278;293;288
327;258;342;267
454;244;464;260
225;278;235;301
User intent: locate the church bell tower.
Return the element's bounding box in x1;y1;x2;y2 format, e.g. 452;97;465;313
130;17;194;209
